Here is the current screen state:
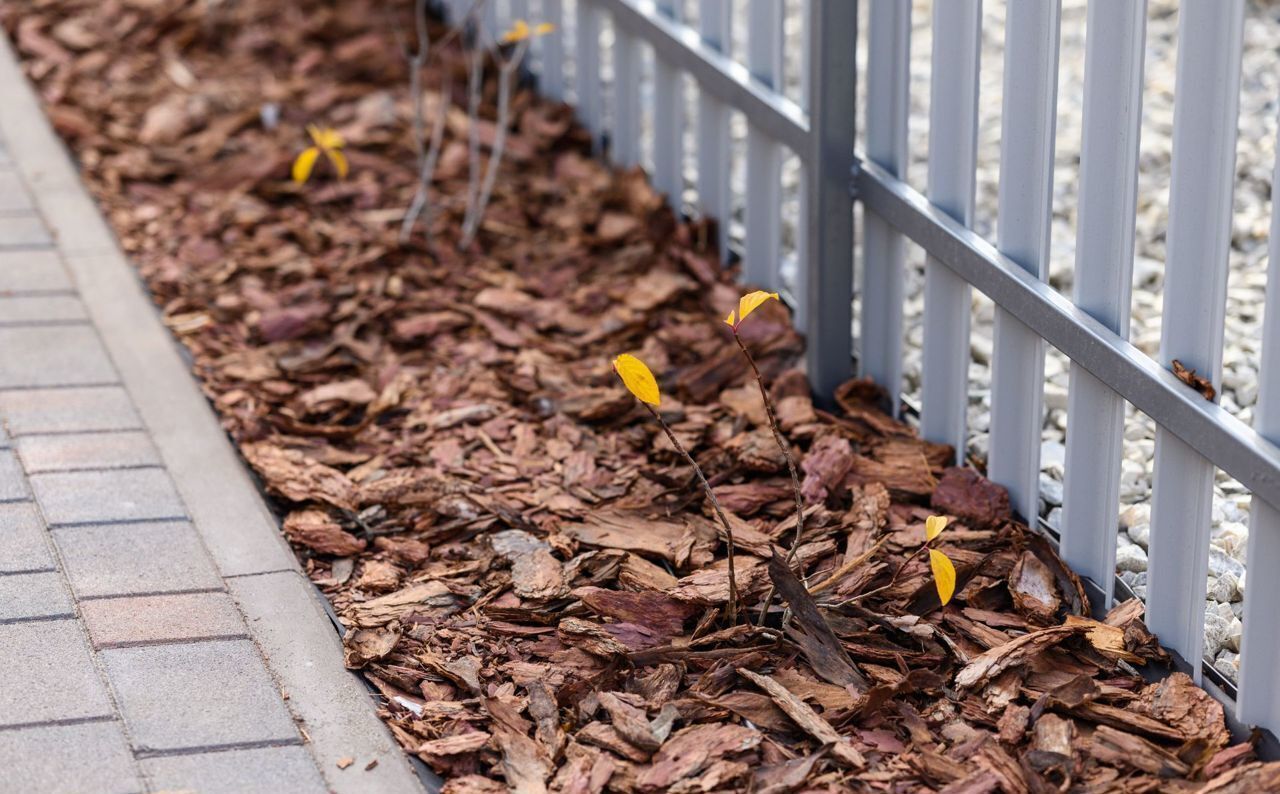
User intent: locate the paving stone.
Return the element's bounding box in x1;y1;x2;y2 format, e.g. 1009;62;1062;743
0;720;142;794
0;294;88;324
0;385;141;435
102;639;298;751
0;325;117;387
0;570;73;620
0;501;55;572
81;591;246;648
0;448;28;501
54;521;220;598
140;745;326;794
0;170;34;213
31;468;185;525
0;248;73;293
0;620;114;726
0;214;53;247
17;431;160;473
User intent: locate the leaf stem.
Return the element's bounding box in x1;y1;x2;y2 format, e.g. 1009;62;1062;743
643;403;740;624
731;333;805;626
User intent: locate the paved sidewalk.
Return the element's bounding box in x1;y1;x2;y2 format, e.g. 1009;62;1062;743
0;35;425;794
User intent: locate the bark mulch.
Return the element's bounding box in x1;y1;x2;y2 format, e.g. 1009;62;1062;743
7;1;1279;791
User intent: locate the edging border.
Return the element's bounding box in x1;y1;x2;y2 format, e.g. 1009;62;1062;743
0;33;425;794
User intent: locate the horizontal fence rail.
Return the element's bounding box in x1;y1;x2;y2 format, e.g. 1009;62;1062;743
452;0;1280;740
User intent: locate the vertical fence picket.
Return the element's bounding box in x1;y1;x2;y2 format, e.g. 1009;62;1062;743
652;0;685;204
540;0;566;100
986;2;1060;524
804;0;856;399
1238;113;1280;736
860;0;910;415
920;0;981;462
697;0;732;259
509;0;528;23
743;0;784;289
575;0;603;149
1059;0;1147;605
1146;0;1245;678
613;26;642;167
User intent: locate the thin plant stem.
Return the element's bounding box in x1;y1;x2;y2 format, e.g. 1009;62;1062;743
731;333;806;626
399;3;474;244
460;40;527;247
847;541;930;604
643;403;740;623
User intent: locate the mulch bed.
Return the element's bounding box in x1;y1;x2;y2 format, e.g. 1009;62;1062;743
7;1;1280;791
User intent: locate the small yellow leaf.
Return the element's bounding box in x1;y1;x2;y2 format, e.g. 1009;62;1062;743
292;146;321;184
534;22;556;35
734;290;779;326
613;354;660;406
925;514;949;541
724;310;736;327
307;124;345;150
501;19;531;43
325;147;350;179
929;548;956;606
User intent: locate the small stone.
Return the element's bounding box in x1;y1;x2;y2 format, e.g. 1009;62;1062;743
1203;610;1231;659
1119;504;1151;530
1040;440;1066;469
1208;548;1245;580
1116;543;1148;573
1045;507;1061;532
1206;573;1239;604
1214;650;1240;681
1127;522;1150;550
1225;617;1243;653
1038;474;1063;507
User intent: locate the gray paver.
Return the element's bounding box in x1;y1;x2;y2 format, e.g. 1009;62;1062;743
0;620;114;726
81;591;246;648
0;501;55;572
30;468;185;525
0;170;33;213
0;294;88;324
54;521;221;597
0;248;73;293
102;639;298;751
140;745;327;794
0;214;53;248
0;325;117;387
17;431;160;473
0;448;29;500
0;720;142;794
0;385;141;434
0;570;73;620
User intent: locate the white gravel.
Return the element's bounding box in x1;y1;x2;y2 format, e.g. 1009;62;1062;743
887;0;1280;682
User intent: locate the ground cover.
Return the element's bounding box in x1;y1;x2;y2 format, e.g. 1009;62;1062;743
6;0;1279;790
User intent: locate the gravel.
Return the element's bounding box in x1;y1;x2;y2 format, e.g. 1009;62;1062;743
885;0;1280;682
587;0;1278;681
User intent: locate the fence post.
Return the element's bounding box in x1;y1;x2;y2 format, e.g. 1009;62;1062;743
1059;0;1147;606
860;0;910;416
697;0;732;260
575;0;603;151
920;0;981;463
540;0;566;100
652;0;685;203
1236;109;1280;735
804;0;856;402
743;0;784;290
1146;0;1244;679
986;1;1060;525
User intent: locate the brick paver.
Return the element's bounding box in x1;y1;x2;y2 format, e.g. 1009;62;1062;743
0;41;419;791
0;170;330;792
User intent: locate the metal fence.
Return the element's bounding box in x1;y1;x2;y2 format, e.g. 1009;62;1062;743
449;0;1280;737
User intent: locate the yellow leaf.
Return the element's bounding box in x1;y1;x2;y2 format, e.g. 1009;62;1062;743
724;310;736;327
292;146;321;184
534;22;556;35
929;548;956;606
307;124;344;150
925;514;949;541
501;20;531;43
324;147;350;179
733;290;779;327
613;354;660;406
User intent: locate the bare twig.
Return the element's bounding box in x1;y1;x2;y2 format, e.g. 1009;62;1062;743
459;37;528;247
729;333;806;626
643;403;741;623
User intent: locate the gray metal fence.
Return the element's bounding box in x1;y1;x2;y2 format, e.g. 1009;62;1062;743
452;0;1280;736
